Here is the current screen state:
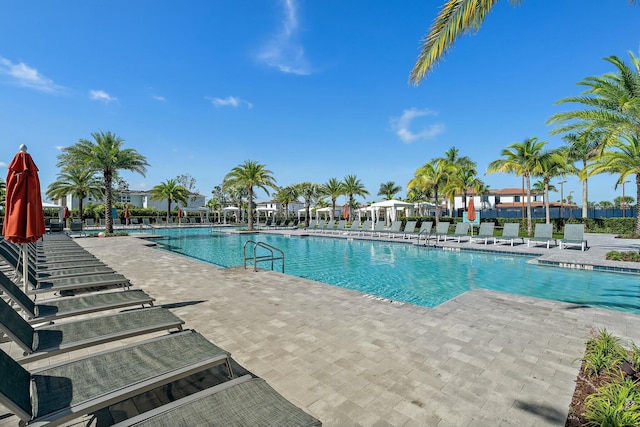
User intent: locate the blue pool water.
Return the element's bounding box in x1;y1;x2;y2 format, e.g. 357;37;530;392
148;228;640;314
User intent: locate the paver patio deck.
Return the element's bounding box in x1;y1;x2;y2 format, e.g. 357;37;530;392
2;230;640;426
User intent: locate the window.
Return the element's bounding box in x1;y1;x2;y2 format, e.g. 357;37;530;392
514;196;520;202
481;195;489;202
119;195;131;204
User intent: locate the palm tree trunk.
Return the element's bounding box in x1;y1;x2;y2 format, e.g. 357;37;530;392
582;178;588;219
332;199;336;221
78;198;84;221
434;188;440;225
635;174;640;235
305;202;310;227
544;180;550;224
525;175;532;236
248;186;254;230
104;171;113;234
167;200;172;223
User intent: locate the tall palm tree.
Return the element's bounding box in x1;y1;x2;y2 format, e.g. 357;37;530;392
342;175;369;221
377;181;402;201
487;137;548;235
150;179;189;223
45;165;103;220
322;177;345;220
410;1;638;85
296;182;323;227
537;149;574;224
274;186;299;219
563;132;601;219
58;131;149;233
549;53;640;148
223;160;278;230
407;158;455;224
590;134;640;234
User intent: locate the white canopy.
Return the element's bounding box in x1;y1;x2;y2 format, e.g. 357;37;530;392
222;206;240;224
370;200;414;224
42;202;65;221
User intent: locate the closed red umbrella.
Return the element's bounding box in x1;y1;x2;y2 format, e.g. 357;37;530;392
467;198;476;222
124;205;130;225
63;206;70;219
343;204;349;220
2;145;46;292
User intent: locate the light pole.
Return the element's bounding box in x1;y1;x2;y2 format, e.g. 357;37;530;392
622;180;629;218
568;191;574;219
558;180;567;219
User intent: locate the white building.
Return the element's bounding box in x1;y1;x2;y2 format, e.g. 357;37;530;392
60;190;206;211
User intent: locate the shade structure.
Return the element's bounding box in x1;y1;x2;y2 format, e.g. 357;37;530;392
2;145;46;293
467;198;476;222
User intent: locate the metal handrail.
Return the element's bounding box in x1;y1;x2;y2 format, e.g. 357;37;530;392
243;240;285;273
416;229;434;247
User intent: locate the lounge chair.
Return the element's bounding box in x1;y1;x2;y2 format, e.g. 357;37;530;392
69;220;84;235
22;269;131;295
85;218;96;228
0;298;184;363
386;221;403;238
401;221;417;239
352;220;372;235
49;219;64;233
433;222;451;242
527;223;556;248
559;224;588;251
347;220;361;234
493;223;524;246
111;375;322;427
330;220;348;234
441;223;470;243
370;221;387;237
0;273;154;322
0;331;233;427
469;223;495;245
142;218;151;226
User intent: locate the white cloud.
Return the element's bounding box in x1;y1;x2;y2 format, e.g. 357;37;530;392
0;161;7;168
152;95;167;102
207;96;253;109
390;108;445;143
257;0;310;75
90;89;117;103
0;56;63;93
54;145;65;151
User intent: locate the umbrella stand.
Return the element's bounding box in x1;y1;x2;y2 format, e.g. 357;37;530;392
22;244;29;294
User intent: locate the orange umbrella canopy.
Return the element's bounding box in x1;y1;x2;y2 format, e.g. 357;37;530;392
467;198;476;222
2;147;46;243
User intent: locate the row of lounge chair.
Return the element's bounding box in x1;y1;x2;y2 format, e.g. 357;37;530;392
305;220;588;250
0;235;321;426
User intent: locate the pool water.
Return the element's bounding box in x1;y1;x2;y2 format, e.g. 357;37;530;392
149;228;640;314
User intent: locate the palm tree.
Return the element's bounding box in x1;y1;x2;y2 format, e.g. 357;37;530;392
377;181;402;201
407;158;455;224
274;186;299;219
150;179;189;223
296;182;323;227
563;132;601;219
322;177;345;220
223;160;278;230
342;175;369;221
537;149;574;224
410;2;638;85
487;137;548;235
46;165;103;220
58;131;149;233
0;177;6;206
549;53;640;148
590;134;640;234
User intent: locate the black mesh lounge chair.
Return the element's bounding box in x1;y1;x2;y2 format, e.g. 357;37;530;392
527;223;556;248
493;223;524;246
111;375;322;427
559;224;588;251
0;273;154;322
25;270;131;295
469;223;496;245
0;297;184;364
0;331;233;427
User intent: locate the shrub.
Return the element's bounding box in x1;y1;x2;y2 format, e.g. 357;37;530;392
583;329;628;377
584;375;640;427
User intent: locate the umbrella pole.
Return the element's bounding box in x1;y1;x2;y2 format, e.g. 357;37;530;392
22;244;29;294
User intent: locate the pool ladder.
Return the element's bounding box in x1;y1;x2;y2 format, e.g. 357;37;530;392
243;240;285;273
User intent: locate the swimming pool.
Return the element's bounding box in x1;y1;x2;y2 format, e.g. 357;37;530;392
148;228;640;314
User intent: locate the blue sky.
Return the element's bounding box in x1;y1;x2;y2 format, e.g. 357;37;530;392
1;1;639;206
